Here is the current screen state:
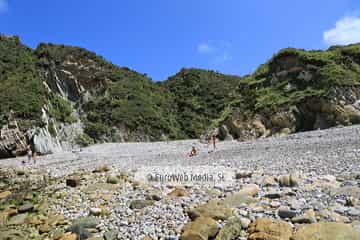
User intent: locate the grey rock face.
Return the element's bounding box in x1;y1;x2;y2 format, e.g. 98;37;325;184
0;118;28;158
29;127;62;155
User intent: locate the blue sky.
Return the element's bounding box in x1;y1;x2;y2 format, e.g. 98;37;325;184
1;0;360;80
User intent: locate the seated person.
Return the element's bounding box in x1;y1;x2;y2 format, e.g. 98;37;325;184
188;146;198;157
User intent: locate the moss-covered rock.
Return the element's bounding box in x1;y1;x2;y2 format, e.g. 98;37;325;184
215;217;243;240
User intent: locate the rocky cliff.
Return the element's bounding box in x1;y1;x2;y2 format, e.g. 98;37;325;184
0;35;185;158
0;34;360;158
213;45;360;141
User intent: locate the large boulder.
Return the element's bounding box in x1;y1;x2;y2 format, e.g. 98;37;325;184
187;200;233;221
252;119;269;137
248;218;293;240
331;186;360;199
93;165;111;173
306;100;360;129
278;206;297;219
318;209;350;223
223;194;256;208
0;229;33;240
215;217;242;240
238;184;260;197
129;199;154;210
60;233;77;240
66;177;81;187
343;104;360;123
292;209;316;224
0;191;12;200
180;216;220;240
167;186;189;198
67;217;100;240
218;125;234;141
7;213;28;226
0;208;18;225
106;175;120;184
292;222;360;240
222;184;260;208
278;174;300;187
270;110;297;130
224;117;269;141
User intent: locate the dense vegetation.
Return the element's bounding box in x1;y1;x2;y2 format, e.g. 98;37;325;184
34;42;185;140
163;68;240;137
1;34;360;144
0;37;85;131
83;74;183;140
0;35;46;128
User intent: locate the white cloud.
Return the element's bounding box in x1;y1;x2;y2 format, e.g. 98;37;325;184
324;16;360;45
0;0;8;13
197;41;233;67
215;53;232;64
197;43;214;54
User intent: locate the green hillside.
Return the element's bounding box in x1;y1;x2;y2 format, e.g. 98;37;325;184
0;35;46;129
1;34;360;148
163;68;240;138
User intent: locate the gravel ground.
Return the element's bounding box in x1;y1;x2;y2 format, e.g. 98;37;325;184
1;125;360;240
1;125;360;176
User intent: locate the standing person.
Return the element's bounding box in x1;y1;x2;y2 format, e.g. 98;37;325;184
32;151;37;164
26;145;32;163
212;134;217;150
